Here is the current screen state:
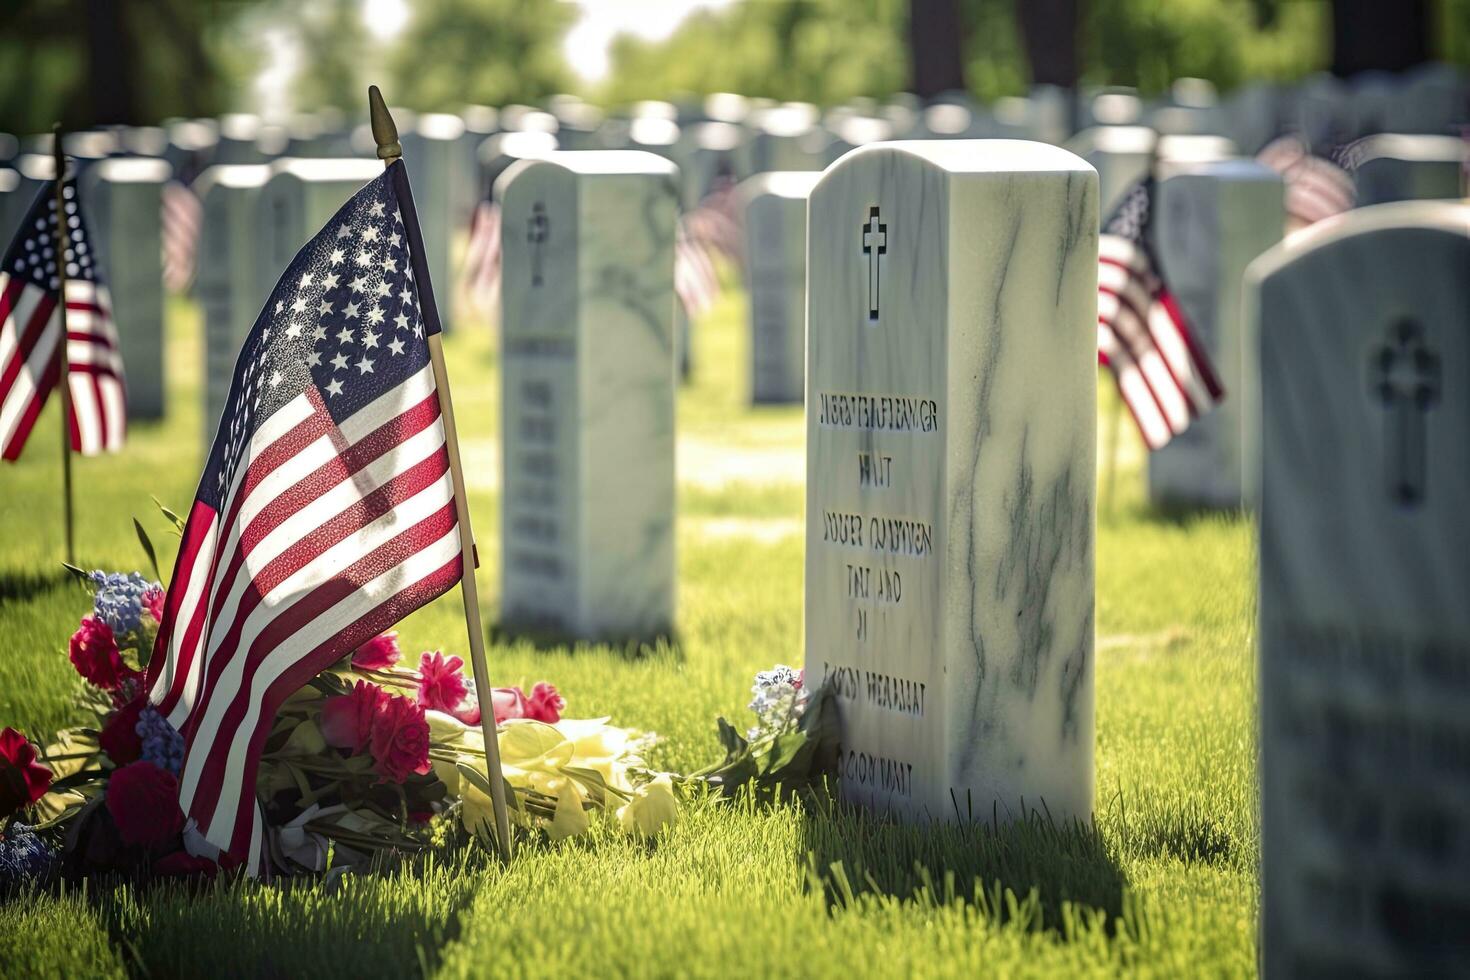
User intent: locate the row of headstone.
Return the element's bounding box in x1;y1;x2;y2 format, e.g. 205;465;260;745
1251;199;1469;978
492;139;1099;838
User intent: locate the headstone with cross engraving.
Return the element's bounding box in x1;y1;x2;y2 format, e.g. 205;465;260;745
195;164;270;439
806;141;1097;823
1247;201;1470;978
1148;160;1283;508
496;151;678;641
80;157;173;420
742;171;820;404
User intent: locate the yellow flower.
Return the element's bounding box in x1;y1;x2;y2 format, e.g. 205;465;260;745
281;718;326;755
617;774;679;839
554;717;639;795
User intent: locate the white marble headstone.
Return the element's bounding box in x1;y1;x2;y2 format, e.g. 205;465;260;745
806;141;1097;823
194;164;269;438
497;151;678;641
1352;134;1466;207
80;157;172;420
1248;201;1470;978
741;171;819;404
1149;160;1283;508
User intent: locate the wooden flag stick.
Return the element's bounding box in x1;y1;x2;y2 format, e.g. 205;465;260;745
369;85;513;862
52;125;74;565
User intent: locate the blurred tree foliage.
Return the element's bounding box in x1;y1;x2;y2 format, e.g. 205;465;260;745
385;0;574;111
599;0;910;105
0;0;258;135
604;0;1466;105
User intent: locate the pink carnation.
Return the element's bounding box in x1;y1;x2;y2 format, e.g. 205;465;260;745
416;651;469;714
142;586;165;624
369;694;431;784
489;683;565;724
69;616;137;691
321;680;388;755
352;632;402;671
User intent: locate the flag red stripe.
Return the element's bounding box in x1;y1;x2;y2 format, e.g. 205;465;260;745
147;501;217;702
223;550;462;857
202;392;442;633
0;293;58;410
1;347;60;461
183;501;459;834
1098;287;1192;423
1155;290;1224;400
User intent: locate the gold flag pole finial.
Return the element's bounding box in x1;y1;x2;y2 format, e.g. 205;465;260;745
368;85;402;164
366;84;513;862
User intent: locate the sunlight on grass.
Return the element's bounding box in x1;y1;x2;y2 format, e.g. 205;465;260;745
0;286;1258;977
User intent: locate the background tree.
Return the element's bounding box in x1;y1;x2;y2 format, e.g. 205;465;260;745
385;0;573;111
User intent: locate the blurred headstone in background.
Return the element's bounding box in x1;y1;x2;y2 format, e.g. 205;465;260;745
402;113;468;331
678;121;744;211
194;164;269;439
747;103;826;174
1151;77;1227;137
479;131;558;204
214;114;267;165
165;119;219;185
1226;82;1283;156
498;151;678;643
1149;160;1283;509
82;156;172;420
1252;201;1470;980
742;171;819;405
1351;134;1467;206
1068;123;1156;213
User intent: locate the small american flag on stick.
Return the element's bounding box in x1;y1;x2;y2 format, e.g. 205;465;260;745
1097;176;1224;452
0;175;126;460
147;159;464;872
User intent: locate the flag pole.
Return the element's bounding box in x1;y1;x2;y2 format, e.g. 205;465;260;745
52;125;74;565
369;85;513;862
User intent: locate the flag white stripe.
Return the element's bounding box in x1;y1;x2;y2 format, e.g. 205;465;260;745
1146;302;1214;410
202;521;462;844
1108;302;1191;431
0;311;60;447
69;375;101;451
0;282;48;371
151;514;218;717
200;418;448;666
186;479;458;832
1099;324;1172;449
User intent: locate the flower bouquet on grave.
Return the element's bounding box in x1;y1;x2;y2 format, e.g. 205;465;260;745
0;561;673;886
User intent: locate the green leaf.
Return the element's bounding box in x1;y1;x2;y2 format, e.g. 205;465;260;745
133;517;162;582
153;495;186;535
61;562;91;585
715;716;748;763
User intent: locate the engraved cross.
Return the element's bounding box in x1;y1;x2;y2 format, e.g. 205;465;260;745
861;206;886;320
1371;319;1440;507
527;202;549;287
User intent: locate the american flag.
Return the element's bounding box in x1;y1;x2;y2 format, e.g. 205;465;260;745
0;177;126;460
1256;134;1355;232
460;199;501;314
674;178;743;319
1097;177;1224;451
161;180;202;294
146;161;462;873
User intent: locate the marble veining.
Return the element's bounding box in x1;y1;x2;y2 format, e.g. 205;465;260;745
805;141;1097;825
499;151;678;642
1249;202;1470;979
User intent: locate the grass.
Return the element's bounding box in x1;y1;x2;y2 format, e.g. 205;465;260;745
0;282;1258;978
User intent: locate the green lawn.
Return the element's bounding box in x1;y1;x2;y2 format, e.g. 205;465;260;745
0;285;1257;978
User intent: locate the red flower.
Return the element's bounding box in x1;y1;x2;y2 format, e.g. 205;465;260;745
106;761;184;848
99;696;146;765
69;616;136;691
142;586;165;624
487;683;564;725
320;681;387;755
524;683;565;723
154;850;219;878
369;694;431;784
0;727;52;820
352;632;402;671
416;651;469;714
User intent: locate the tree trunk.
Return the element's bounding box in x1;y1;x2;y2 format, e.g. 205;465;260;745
1331;0;1431;76
84;0;137;125
1015;0;1081;89
908;0;967;99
